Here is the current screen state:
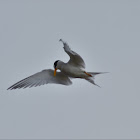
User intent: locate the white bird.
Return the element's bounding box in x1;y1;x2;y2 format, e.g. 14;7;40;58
7;39;106;90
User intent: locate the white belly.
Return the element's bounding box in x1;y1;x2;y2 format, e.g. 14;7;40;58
61;64;85;78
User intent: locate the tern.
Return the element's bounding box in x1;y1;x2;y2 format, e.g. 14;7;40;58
7;39;106;90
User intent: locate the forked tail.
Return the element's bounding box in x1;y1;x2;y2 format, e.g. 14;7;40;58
85;72;108;87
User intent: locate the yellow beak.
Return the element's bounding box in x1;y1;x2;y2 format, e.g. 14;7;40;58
54;68;57;76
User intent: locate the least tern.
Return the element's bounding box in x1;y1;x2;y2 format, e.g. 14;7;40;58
7;39;106;90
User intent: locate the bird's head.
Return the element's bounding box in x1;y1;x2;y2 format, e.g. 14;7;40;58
54;60;64;76
53;60;65;76
53;60;59;76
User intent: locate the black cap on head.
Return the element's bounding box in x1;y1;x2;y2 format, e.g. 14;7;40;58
54;60;59;68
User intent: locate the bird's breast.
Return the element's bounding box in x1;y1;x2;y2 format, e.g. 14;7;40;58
61;64;85;78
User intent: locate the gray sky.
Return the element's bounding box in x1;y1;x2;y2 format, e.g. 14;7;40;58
0;0;140;139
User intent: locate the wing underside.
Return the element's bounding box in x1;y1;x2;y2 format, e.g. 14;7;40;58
7;69;72;90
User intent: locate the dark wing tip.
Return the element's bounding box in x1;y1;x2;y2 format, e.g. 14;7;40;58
59;39;66;45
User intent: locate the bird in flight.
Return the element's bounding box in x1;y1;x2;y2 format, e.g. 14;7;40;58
7;39;106;90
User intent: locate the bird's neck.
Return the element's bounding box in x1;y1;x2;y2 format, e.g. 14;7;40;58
57;61;65;70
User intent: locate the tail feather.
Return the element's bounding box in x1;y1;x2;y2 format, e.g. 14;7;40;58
85;72;108;87
88;72;109;76
85;78;101;88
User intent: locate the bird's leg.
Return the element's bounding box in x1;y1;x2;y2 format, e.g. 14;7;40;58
84;71;92;77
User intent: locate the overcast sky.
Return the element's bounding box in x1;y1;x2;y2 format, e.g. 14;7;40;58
0;0;140;139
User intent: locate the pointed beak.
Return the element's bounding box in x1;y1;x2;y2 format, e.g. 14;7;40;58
54;68;57;76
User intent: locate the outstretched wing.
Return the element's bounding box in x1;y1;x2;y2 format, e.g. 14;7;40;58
7;69;72;90
60;39;85;69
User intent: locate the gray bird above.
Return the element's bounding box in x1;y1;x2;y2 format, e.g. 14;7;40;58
7;39;106;90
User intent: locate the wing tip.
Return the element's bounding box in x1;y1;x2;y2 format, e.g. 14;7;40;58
59;39;68;46
59;38;62;42
59;38;64;43
7;86;13;90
